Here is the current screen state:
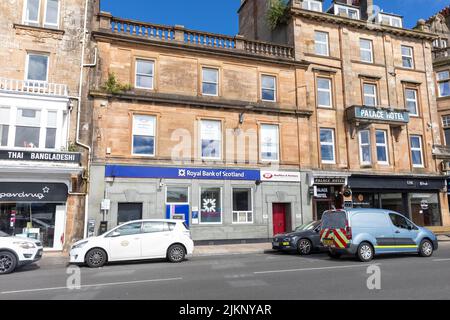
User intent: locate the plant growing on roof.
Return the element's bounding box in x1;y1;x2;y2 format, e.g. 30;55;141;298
266;0;289;31
102;72;133;94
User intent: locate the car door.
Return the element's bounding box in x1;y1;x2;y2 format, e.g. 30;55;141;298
388;213;420;252
311;222;322;248
140;222;174;258
107;222;143;261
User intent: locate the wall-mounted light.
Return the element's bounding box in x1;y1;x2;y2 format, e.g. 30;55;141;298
239;112;245;124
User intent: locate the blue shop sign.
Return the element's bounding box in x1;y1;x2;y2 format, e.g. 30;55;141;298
105;165;261;181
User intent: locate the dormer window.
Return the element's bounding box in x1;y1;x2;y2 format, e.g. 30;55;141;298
333;4;359;20
377;13;403;28
302;0;322;12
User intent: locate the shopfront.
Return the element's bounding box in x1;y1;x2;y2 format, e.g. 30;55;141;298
348;175;446;227
307;172;350;220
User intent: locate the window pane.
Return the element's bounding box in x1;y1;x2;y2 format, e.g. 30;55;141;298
116;222;142;235
142;222;165;233
320;129;333;143
402;57;413;68
445;128;450;146
15;126;40;148
261;124;279;160
233;189;251;211
136;75;153;89
377;146;387;162
318;78;330;90
376;131;386;144
360;39;371;50
439;81;450;97
201;120;221;158
402;46;411;56
360;131;370;144
262;89;275;101
410;136;421;149
0;107;10;124
261;75;275;90
202;82;218;95
0;125;8;146
364;84;376;95
202;140;221;158
26;0;40;22
17;108;41;126
203;68;218;83
47;111;57;127
321;145;334;161
136;60;154;76
200;188;221;223
361;50;372;62
45;0;59;26
27;55;48;81
45;128;56;149
412;150;422;165
438;71;450;81
133;136;154;155
167;187;188;203
361;145;371;163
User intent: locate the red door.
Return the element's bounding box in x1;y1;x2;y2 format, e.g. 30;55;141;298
273;204;286;235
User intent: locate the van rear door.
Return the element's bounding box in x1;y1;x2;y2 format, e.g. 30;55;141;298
320;210;350;249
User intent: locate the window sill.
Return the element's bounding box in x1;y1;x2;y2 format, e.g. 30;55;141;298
305;52;341;61
13;23;65;36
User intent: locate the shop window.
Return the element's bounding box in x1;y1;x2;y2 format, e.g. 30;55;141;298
0;107;9;147
437;71;450;97
405;88;419;116
132;114;156;156
261;75;276;102
260;124;279;161
314;31;329;56
358;130;371;165
200;187;222;224
166;187;189;203
363;83;377;107
202;67;219;96
360;39;373;63
320;128;336;164
232;188;253;224
380;193;404;213
200;119;221;160
410;135;424;168
117;203;143;225
317;78;332;108
409;193;441;227
401;46;414;69
26;53;49;82
375;130;389;165
44;0;60;28
135;59;154;90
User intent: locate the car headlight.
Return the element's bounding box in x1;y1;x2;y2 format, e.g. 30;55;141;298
283;237;291;242
71;241;89;250
13;241;36;249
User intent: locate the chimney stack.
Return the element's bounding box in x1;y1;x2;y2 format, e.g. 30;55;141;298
359;0;374;21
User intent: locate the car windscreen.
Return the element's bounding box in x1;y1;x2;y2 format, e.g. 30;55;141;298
0;231;9;237
322;211;347;229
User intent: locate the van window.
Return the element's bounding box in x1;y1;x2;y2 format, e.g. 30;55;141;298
322;211;346;229
352;212;389;228
389;213;414;230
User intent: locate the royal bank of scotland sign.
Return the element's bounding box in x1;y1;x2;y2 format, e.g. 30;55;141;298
346;105;410;125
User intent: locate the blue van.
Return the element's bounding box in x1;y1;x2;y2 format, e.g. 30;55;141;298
320;208;438;262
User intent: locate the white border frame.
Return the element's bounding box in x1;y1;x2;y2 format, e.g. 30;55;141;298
201;67;219;97
260;123;280;162
375;130;389;165
363;83;378;107
231;187;254;225
358;130;372;166
405;88;419;117
131;114;156;157
314;31;329;56
135;59;155;90
43;0;60;29
320;128;336;164
199;119;222;161
261;74;277;102
401;45;414;69
22;0;41;26
317;77;333;108
334;4;360;19
199;186;223;225
410;135;424;168
165;185;190;205
25;52;50;83
360;38;374;63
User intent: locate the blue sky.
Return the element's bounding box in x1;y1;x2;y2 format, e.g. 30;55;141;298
101;0;448;35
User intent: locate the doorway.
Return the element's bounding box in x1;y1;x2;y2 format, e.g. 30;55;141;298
117;203;143;225
272;203;291;235
314;199;333;220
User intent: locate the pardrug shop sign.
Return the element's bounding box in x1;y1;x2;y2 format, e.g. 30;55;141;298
0;182;68;202
346;106;410;125
0;150;81;164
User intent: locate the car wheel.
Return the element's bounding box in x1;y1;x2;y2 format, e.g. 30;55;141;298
419;239;434;257
357;242;374;262
327;250;342;259
85;248;107;268
167;244;186;263
297;239;312;255
0;251;17;275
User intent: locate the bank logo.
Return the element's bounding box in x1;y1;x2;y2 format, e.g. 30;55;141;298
178;169;186;177
202;198;217;213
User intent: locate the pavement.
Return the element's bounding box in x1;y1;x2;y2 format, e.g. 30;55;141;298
1;241;450;300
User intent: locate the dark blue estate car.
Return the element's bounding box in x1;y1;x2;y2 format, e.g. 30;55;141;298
272;221;323;255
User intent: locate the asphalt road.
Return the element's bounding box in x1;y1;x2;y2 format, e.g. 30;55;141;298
1;243;450;300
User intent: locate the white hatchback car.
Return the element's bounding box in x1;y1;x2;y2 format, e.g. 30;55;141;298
70;219;194;268
0;231;44;274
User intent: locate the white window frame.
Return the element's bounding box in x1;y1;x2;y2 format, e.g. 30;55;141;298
317;77;333;108
360;39;373;63
231;187;254;224
261;74;277;102
410;135;424;168
303;0;322;12
0;105;65;151
135;59;155;90
401;45;414;69
442;115;450;128
43;0;60;29
363;83;378;107
334;4;360;19
201;67;219;97
260;124;280;162
375;130;389;165
199;186;223;225
165;186;190;205
131;114;156;157
23;0;41;26
358;130;372;166
320;128;336;164
405;88;419;117
200;119;222;160
437;71;450;97
25;53;49;83
378;14;403;28
314;31;329;56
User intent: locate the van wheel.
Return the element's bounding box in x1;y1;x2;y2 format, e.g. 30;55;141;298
85;248;107;268
419;239;434;257
167;244;186;263
297;239;312;255
327;250;341;259
357;242;374;262
0;251;17;275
